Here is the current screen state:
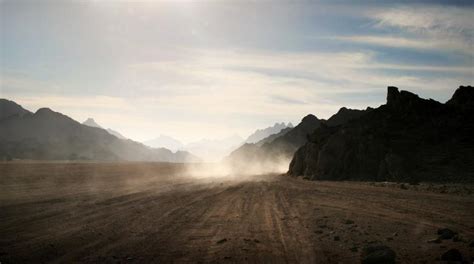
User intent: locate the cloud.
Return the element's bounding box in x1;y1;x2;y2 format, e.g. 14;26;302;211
332;35;474;55
371;5;474;34
354;5;474;55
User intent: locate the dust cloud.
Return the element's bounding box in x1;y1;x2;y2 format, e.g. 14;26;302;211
182;157;291;179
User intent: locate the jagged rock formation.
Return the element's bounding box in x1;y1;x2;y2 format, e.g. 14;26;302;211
245;122;293;144
226;114;322;168
0;100;199;162
226;108;369;172
288;86;474;183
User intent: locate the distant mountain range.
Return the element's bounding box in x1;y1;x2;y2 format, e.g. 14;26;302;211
143;135;184;152
183;135;243;162
245;122;293;144
143;123;294;162
289;86;474;183
0;99;199;162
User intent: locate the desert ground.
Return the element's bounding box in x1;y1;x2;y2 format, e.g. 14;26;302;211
0;162;473;263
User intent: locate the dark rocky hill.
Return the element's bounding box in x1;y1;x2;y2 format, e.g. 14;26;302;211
288;86;474;183
0;100;199;162
226;110;366;171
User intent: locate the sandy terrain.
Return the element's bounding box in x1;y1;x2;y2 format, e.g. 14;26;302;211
0;162;473;263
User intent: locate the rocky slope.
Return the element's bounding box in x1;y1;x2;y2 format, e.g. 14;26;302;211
0;100;199;162
288;86;474;183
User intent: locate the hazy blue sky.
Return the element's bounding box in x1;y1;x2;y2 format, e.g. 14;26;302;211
1;0;473;142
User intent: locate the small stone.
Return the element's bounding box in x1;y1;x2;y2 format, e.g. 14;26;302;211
427;238;441;244
253;239;260;243
345;220;355;225
216;238;228;244
314;230;323;234
334;236;340;241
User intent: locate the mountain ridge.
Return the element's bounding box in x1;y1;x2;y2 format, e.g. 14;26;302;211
288;85;474;183
0;100;199;162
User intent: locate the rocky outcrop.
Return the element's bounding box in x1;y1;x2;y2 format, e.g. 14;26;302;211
226;109;368;171
288;86;474;183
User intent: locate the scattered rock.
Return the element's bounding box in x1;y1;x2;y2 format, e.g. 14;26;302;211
253;239;260;243
345;220;355;225
334;236;340;241
427;238;441;244
440;249;463;262
216;238;228;244
314;230;323;234
437;228;457;240
360;242;396;264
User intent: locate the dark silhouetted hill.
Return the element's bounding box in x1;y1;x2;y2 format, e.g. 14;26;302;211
0;100;199;162
288;86;474;183
226;108;368;172
0;99;31;121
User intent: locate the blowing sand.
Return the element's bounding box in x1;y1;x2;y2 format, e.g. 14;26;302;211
0;162;473;263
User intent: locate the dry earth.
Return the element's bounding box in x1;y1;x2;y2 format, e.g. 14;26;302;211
0;162;473;263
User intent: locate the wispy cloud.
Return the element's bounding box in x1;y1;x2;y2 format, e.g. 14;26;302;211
372;5;474;34
332;35;474;55
350;5;474;55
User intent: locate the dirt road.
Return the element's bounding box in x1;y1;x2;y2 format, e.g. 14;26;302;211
1;162;473;263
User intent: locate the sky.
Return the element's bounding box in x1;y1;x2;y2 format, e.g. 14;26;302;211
1;0;473;143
